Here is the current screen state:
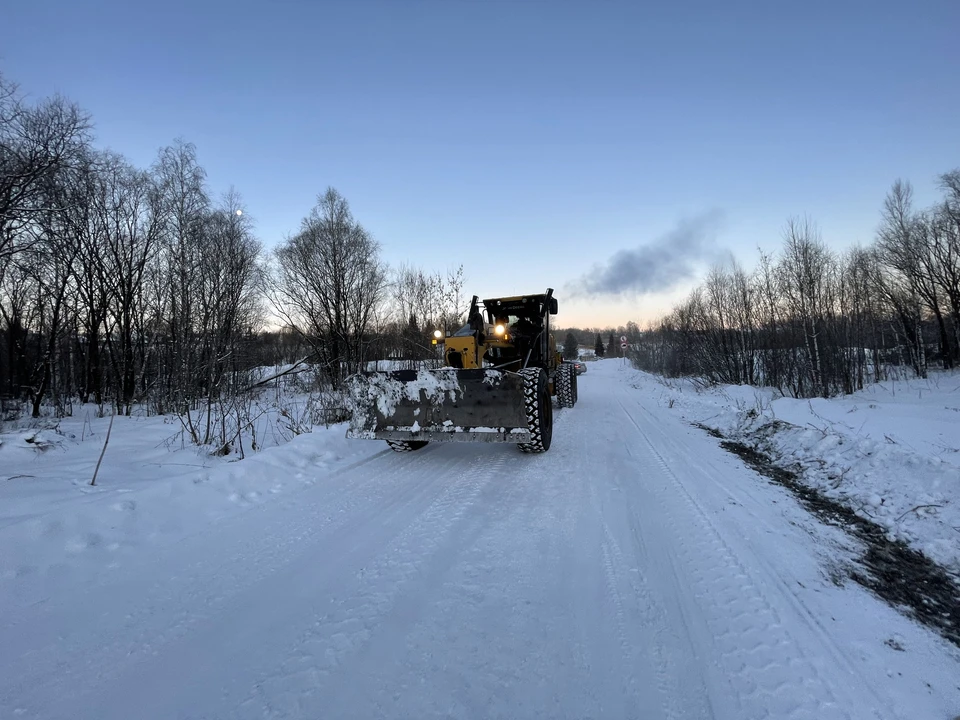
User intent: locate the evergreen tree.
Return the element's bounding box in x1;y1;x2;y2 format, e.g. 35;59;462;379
608;331;618;357
563;332;579;360
594;333;605;358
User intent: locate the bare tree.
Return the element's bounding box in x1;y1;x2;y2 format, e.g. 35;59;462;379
192;191;263;444
778;217;835;397
631;173;959;398
877;180;952;368
0;255;36;401
839;245;884;389
0;74;290;440
702;265;735;382
97;157;163;413
273;188;388;386
69;152;113;404
24;176;83;417
728;260;757;384
152;139;210;413
752;249;787;391
0;73;90;270
387;263;466;363
929;171;960;364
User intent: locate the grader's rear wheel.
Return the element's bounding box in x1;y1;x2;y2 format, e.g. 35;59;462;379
556;363;575;408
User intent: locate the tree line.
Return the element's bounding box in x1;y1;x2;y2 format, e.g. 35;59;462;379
630;175;960;398
0;72;464;432
555;323;650;360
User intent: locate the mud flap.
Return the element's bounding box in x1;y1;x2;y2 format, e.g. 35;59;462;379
346;368;532;443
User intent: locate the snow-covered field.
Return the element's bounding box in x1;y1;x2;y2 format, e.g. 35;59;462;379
629;368;960;578
1;361;959;719
0;407;381;591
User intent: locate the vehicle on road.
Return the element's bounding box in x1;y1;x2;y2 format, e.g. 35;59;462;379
347;288;577;453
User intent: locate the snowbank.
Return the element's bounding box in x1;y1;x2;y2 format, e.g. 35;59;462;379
0;407;380;590
625;370;960;577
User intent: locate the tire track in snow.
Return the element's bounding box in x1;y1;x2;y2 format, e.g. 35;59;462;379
617;398;890;720
630;402;895;712
598;510;645;715
235;448;512;719
394;435;614;720
595;409;716;720
618;483;716;720
597;494;684;720
541;398;712;720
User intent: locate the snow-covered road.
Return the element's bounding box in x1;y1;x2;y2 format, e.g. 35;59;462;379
2;362;958;719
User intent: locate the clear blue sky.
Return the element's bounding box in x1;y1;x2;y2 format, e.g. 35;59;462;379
5;0;958;327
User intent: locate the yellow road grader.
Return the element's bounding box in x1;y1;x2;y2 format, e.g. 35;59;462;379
346;288;577;453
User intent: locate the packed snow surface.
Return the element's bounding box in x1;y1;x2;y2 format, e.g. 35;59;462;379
1;362;959;719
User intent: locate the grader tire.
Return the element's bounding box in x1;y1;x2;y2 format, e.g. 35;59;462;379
517;367;553;453
386;440;429;453
556;363;575;408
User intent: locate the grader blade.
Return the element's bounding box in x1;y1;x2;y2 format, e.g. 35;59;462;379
345;368;531;443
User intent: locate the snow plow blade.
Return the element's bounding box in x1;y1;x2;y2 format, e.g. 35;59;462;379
345;368;532;443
